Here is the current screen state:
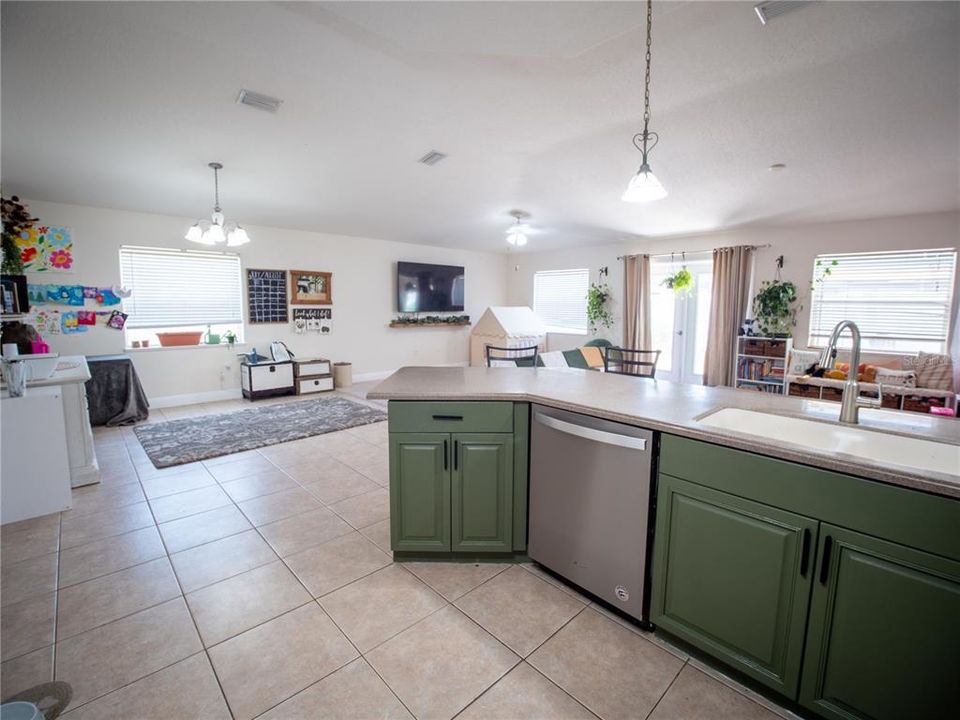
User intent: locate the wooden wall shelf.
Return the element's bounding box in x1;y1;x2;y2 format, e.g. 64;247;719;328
389;321;471;329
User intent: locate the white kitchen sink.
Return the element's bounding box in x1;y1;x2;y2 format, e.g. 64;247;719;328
699;407;960;478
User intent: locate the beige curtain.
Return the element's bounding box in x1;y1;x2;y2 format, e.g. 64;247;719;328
703;245;754;386
623;254;652;351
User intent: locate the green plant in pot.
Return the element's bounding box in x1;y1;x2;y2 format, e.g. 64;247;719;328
1;195;38;275
662;267;694;295
753;280;799;337
586;282;613;332
222;330;237;347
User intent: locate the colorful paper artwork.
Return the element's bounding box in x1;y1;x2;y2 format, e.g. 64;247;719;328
29;310;61;335
77;310;97;326
27;285;48;305
96;288;121;306
45;285;85;306
61;311;87;333
83;286;99;299
15;226;74;273
106;310;128;329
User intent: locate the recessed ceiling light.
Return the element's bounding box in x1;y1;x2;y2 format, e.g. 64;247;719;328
768;163;787;171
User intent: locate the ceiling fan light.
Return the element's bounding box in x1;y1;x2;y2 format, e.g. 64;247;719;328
227;227;250;246
506;230;528;246
622;164;668;203
184;224;203;243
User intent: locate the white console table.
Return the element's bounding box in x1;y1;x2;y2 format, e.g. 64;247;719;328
1;386;72;524
6;355;101;487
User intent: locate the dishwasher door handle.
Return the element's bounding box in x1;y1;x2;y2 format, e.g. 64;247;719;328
536;413;647;451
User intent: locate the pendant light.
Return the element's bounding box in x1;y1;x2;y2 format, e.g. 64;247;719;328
622;0;667;203
506;211;529;247
185;162;251;246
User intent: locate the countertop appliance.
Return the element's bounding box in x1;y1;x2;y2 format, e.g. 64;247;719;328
528;404;655;624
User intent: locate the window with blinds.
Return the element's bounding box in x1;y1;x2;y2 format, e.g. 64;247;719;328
533;269;589;333
808;249;957;354
119;246;243;329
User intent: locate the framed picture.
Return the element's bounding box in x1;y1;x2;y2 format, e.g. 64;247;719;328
290;270;332;305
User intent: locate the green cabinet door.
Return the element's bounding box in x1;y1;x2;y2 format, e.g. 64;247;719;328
451;433;513;553
389;433;450;552
652;475;818;698
800;525;960;720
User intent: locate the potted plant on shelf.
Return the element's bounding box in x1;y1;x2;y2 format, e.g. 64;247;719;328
1;195;38;275
752;279;800;337
586;282;613;333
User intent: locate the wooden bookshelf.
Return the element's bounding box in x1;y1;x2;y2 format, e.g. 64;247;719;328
735;336;792;394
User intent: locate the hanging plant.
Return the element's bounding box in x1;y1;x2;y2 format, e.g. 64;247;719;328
662;267;694;295
1;194;38;275
586;282;613;332
810;258;839;290
753;280;799;337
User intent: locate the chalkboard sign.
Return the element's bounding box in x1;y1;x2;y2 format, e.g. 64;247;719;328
247;269;288;323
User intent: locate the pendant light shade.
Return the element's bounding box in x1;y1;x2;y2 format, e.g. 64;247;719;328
505;212;529;247
185;162;252;245
622;163;667;203
623;0;667;204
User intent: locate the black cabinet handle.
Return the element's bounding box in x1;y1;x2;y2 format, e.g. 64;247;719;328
819;535;833;585
800;528;811;577
432;415;464;421
269;366;276;373
443;440;448;470
454;440;459;470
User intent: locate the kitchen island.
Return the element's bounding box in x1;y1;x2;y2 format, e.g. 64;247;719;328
370;366;960;720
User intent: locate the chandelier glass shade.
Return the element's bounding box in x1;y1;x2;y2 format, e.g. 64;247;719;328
185;163;251;246
506;216;529;246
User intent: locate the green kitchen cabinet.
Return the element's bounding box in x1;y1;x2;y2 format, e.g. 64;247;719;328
799;525;960;720
652;475;817;698
451;433;513;552
388;401;525;556
389;433;451;552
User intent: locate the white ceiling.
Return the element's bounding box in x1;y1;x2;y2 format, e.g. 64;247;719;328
2;1;958;252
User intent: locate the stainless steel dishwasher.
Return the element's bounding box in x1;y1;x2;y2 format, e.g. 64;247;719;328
528;404;655;624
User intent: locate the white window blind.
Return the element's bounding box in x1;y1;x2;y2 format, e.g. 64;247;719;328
533;269;589;333
119;246;243;329
808;249;957;353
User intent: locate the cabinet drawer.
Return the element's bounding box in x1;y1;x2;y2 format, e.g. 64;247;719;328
296;360;331;377
249;363;294;390
389;401;513;434
298;376;333;394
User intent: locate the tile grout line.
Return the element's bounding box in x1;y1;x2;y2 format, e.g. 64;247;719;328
641;659;687;720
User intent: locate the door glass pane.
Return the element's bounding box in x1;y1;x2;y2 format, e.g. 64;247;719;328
650;277;675;373
693;272;713;377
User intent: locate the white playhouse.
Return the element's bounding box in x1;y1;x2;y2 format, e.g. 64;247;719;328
469;306;548;367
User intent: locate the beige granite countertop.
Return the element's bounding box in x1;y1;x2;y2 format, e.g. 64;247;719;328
370;366;960;500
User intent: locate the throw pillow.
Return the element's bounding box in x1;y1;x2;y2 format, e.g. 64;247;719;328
909;352;955;392
787;349;820;375
875;368;917;388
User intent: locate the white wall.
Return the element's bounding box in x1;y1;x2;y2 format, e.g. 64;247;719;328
21;201;507;403
508;211;960;363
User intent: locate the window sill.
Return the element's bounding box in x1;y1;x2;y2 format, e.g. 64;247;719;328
545;328;588;336
126;343;247;353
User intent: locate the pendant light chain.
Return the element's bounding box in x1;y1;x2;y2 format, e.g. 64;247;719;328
642;0;653;141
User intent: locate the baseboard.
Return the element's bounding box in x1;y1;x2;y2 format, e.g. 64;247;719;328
149;388;242;409
149;361;470;407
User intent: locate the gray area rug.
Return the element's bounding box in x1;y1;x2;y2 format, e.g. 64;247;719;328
134;396;387;468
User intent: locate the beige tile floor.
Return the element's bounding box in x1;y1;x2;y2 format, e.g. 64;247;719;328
0;385;801;719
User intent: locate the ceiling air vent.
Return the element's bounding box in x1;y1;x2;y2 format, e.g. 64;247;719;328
754;1;811;26
236;89;283;113
418;151;448;166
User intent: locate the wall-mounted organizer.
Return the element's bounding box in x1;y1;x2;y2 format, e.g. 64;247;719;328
247;269;288;323
292;307;332;334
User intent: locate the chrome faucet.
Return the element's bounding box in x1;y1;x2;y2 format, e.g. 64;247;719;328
818;320;882;424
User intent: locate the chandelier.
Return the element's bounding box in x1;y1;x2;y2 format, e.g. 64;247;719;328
185;162;251;246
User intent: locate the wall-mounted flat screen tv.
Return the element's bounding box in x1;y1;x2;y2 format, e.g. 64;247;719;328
397;261;465;313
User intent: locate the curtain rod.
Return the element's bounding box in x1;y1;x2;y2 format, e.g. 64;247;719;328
617;243;772;261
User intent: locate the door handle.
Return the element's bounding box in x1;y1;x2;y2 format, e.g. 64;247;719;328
819;535;833;585
443;439;448;470
536;413;647;451
453;440;459;470
799;528;811;577
432;415;463;421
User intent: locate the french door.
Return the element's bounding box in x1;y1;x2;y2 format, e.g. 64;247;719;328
649;256;713;385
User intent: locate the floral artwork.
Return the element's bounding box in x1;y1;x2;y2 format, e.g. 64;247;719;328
15;226;74;273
